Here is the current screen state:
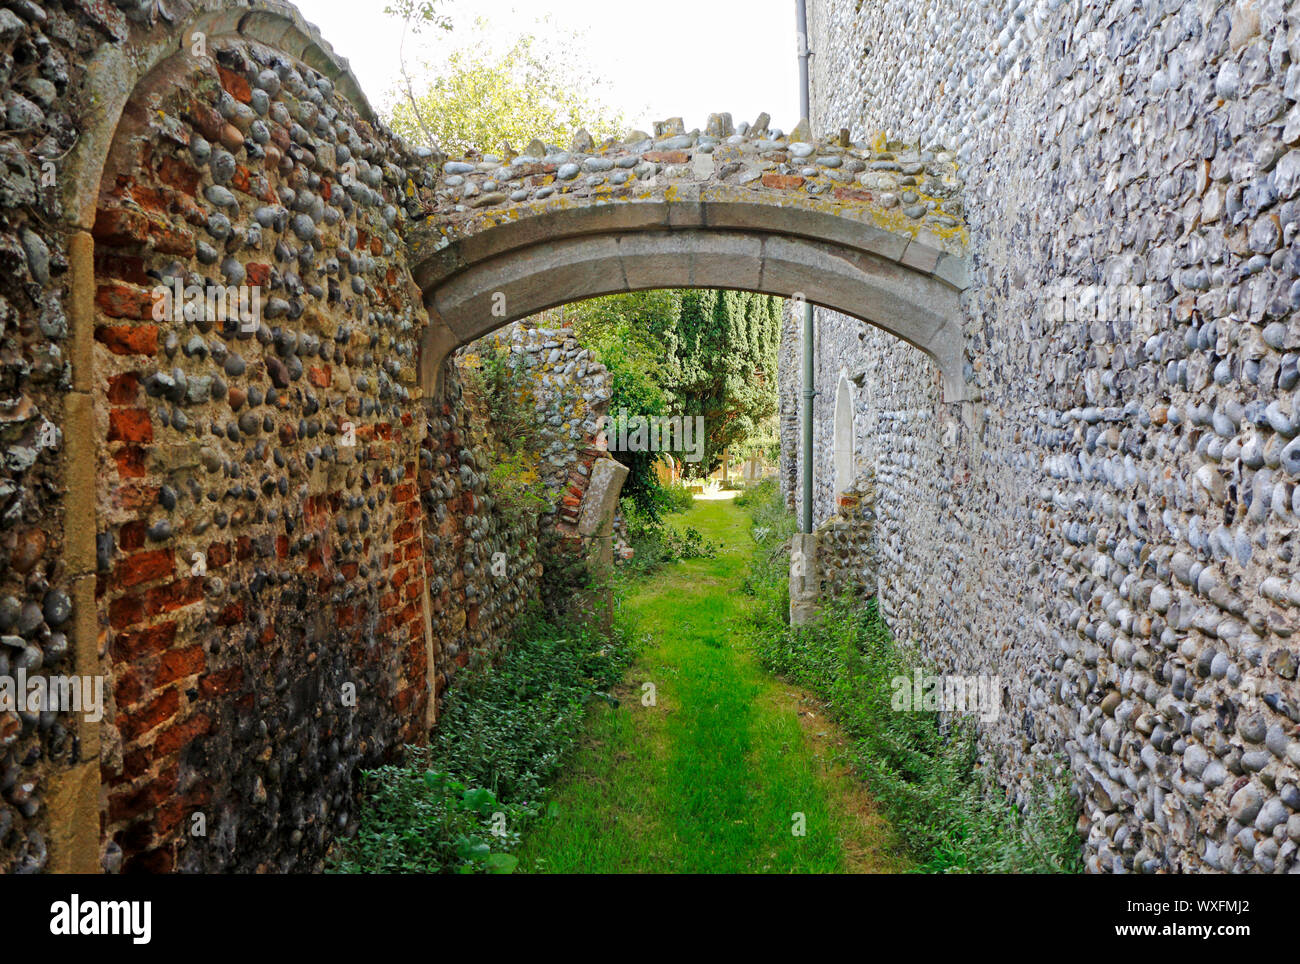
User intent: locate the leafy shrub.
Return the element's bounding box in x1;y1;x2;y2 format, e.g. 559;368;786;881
330;761;531;874
486;450;550;529
330;609;636;873
739;480;1082;873
617;496;720;574
737;479;798;614
662;524;718;561
569;292;678;522
427;610;633;800
735;478;792;529
661;481;696;515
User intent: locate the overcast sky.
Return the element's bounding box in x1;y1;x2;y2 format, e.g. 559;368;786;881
292;0;801;137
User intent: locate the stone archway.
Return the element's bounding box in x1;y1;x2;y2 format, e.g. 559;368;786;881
408;125;971;404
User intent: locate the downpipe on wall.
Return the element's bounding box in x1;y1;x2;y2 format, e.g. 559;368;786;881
790;0;819;626
802;302;814;535
796;0;816;536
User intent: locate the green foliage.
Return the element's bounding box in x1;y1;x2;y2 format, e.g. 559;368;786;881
671;290;782;476
662;525;721;563
570;291;680;521
472;341;532;442
330;764;529;874
464;342;549;528
737;479;798;616
735;416;780;466
519;497;907;873
570;287;781;502
660;482;696;515
383;0;452;33
736;478;795;535
486;451;550;530
536;524;592;619
331;610;636;873
427;610;634;799
738;482;1083;874
388;28;625;155
618;496;720;575
570;290;681;368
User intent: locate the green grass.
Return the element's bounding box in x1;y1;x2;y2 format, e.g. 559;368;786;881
338;480;1079;875
739;480;1084;874
518;496;904;873
328;610;637;874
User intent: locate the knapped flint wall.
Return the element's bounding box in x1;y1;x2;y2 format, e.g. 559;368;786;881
795;0;1300;872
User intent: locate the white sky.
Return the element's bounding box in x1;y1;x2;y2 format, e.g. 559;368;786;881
292;0;801;138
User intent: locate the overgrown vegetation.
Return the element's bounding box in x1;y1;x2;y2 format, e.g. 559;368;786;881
462;342;550;528
670;290;781;476
570;290;783;488
739;481;1084;874
617;493;720;575
659;480;697;515
330;609;636;873
517;497;905;873
463;341;591;611
567;292;678;521
471;341;532;440
737;478;797;605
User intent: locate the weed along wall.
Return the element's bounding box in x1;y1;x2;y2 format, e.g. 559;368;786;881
790;0;1300;874
0;0;629;875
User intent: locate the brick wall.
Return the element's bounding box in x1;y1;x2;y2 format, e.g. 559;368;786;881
0;1;608;874
87;35;438;872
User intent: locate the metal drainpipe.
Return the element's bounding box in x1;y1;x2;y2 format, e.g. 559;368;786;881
796;0;815;534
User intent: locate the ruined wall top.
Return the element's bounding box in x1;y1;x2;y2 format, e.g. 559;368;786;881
409;113;969;285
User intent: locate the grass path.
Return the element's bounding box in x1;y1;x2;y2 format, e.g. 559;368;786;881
517;495;907;874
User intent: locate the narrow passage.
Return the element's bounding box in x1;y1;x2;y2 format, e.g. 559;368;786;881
518;495;905;873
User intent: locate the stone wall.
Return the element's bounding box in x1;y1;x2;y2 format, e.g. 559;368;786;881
0;0;616;875
796;0;1300;872
89;30;446;873
492;320;611;519
421;370;541;706
0;0;94;875
457;320;615;615
815;477;878;605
